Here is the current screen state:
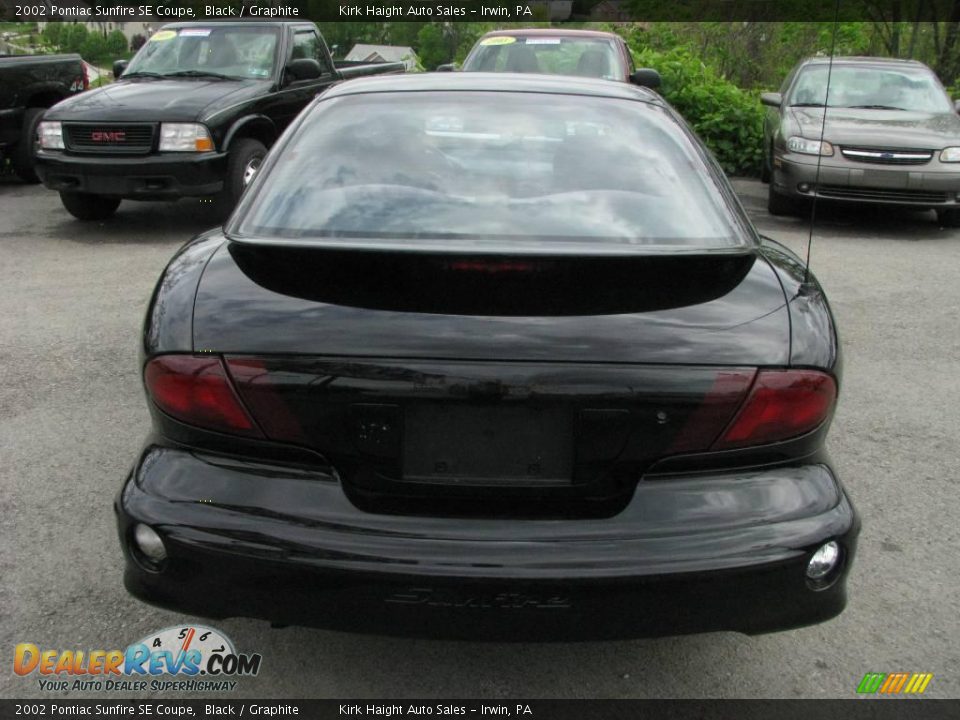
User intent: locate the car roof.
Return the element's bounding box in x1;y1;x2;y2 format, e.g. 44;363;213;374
323;72;661;103
480;28;622;40
802;55;930;69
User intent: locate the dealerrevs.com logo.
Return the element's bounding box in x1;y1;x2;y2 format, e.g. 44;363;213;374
856;672;934;695
13;625;262;693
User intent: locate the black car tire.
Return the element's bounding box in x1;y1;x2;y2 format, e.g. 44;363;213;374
936;208;960;227
760;143;772;184
768;183;798;216
59;191;121;221
11;107;45;183
220;138;267;211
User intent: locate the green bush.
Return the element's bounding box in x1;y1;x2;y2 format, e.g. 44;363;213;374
629;44;765;177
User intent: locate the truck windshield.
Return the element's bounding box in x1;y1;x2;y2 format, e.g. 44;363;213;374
234;92;746;251
125;27;279;80
463;37;623;81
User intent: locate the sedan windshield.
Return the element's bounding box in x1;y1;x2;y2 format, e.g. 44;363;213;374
234;92;745;250
125;26;279;80
789;64;952;112
462;37;623;80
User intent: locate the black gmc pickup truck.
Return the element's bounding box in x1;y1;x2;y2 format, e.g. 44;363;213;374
35;21;404;220
0;53;87;182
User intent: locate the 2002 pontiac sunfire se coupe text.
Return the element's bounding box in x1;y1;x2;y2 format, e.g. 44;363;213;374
116;73;859;640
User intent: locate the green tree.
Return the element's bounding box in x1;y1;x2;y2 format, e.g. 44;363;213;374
42;22;61;48
63;24;89;54
80;32;106;62
105;30;128;58
629;42;766;176
415;23;448;69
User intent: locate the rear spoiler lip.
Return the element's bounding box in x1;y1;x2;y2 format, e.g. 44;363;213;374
223;233;757;258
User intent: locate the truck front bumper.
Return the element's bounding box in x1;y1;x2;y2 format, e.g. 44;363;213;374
36;150;227;199
116;443;859;641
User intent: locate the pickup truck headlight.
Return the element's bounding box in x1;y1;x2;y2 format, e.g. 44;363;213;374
38;121;64;150
787;136;834;156
940;147;960;162
159;123;214;152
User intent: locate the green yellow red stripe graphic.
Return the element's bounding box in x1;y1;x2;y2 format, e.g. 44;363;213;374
857;672;933;694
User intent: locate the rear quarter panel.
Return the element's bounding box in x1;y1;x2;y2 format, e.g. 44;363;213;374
760;236;842;379
142;231;225;364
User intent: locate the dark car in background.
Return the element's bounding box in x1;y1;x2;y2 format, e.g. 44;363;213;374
34;21;403;220
762;56;960;225
0;53;86;182
457;28;660;88
117;72;857;640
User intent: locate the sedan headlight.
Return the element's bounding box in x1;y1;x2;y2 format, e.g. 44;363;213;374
787;136;834;156
940;147;960;162
38;121;64;150
159;123;214;152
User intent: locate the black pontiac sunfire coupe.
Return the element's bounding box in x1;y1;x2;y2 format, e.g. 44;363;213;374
116;73;858;640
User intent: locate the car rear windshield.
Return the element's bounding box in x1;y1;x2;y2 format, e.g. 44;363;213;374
125;26;279;80
789;64;952;112
233;92;747;251
463;36;623;80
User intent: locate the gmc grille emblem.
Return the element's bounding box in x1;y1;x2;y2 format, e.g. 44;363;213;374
90;131;126;142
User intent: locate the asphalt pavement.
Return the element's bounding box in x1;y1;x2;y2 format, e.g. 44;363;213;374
1;176;958;699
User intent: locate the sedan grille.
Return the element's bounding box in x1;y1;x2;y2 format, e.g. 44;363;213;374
64;123;155;154
840;147;934;165
818;185;949;204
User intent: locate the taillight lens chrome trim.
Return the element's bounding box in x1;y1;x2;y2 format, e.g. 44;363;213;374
144;355;263;438
713;369;837;450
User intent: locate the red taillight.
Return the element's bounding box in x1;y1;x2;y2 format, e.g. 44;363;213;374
81;65;89;91
713;370;836;450
144;355;262;438
225;358;306;443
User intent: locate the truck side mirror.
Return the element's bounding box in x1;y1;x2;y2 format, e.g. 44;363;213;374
629;68;661;89
761;92;783;108
113;59;129;78
436;63;456;72
285;58;322;82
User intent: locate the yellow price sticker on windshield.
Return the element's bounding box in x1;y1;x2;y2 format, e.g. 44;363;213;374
479;36;517;46
150;30;176;42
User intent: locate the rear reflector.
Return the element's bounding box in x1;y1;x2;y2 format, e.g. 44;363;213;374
713;369;836;450
144;355;263;438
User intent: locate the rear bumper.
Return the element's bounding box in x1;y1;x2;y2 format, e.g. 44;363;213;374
116;444;859;640
773;151;960;206
35;149;227;199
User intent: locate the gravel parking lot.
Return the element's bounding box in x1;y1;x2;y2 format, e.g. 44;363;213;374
2;176;958;699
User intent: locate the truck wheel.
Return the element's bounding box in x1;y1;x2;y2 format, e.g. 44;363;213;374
220;138;266;211
767;183;799;216
11;107;45;183
937;208;960;227
59;192;121;221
